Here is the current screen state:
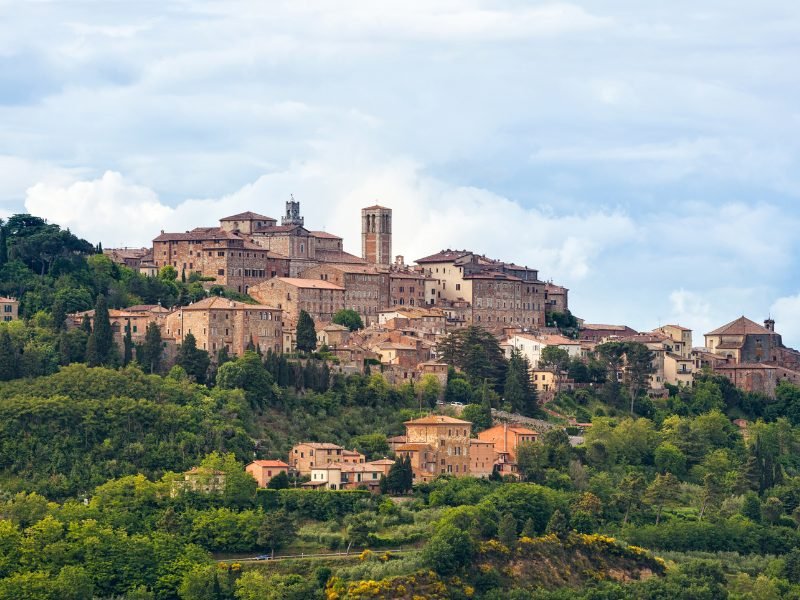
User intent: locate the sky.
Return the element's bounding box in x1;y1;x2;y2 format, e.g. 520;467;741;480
1;1;799;346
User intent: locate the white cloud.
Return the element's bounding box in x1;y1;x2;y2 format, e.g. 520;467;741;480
770;294;800;349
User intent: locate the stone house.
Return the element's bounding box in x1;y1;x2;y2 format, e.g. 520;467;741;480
0;297;19;322
248;277;345;326
300;263;390;326
163;296;282;356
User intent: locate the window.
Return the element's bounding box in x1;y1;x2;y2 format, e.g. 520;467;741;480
3;305;11;313
456;284;460;291
218;269;225;275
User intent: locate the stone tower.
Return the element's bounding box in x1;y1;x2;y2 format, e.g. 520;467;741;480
361;205;392;266
282;195;304;226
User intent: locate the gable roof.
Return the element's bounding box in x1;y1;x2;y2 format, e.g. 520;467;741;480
706;316;775;337
310;230;342;240
272;277;345;291
248;460;289;468
220;211;275;222
415;249;472;264
404;415;472;426
181;296;277;311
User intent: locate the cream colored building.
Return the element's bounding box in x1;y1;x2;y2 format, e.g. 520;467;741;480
0;297;19;322
469;439;497;478
400;415;472;479
163;296;282;356
505;332;581;368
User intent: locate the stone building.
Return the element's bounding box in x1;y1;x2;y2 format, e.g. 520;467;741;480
0;297;19;322
104;247;150;269
477;424;539;462
469;439;497;478
544;282;569;314
152;228;290;293
289;442;345;475
705;317;789;365
578;324;639;343
163;296;282;356
300;264;389;325
398;415;472;480
415;249;547;333
68;305;172;353
362;205;392;266
248;277;345;325
389;267;428;308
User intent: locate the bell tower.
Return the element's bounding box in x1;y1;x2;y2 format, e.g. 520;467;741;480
361;204;392;266
282;194;304;226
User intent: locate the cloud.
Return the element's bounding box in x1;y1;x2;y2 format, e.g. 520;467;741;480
770;294;800;349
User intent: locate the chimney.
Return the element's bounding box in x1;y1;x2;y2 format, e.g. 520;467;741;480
765;318;775;332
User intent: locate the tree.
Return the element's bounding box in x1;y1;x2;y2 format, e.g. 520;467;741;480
445;378;472;404
267;471;289;490
90;294;114;366
615;472;646;526
176;333;210;384
350;433;390;460
0;329;18;381
159;265;178;281
332;309;363;331
741;491;762;522
505;348;537;415
418;374;442;409
438;326;507;391
623;342;655;414
216;351;277;409
538;346;570;395
137;322;163;374
461;402;492;433
423;523;475;576
0;222;7;267
654;442;686;476
644;472;681;525
498;512;518;547
545;509;569;538
122;319;133;366
257;509;296;555
296;310;317;353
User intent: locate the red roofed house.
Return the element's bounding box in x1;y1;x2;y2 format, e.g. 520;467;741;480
246;460;290;488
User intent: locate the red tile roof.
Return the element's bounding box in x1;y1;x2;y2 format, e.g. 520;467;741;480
249;460;289;468
220;211;275;222
404;415;472;426
706;316;775;337
415;250;472;264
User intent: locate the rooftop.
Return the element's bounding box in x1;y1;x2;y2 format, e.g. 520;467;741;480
404;415;472;426
248;460;289;468
220;211;275;222
706;316;776;337
270;277;345;291
415;249;472;264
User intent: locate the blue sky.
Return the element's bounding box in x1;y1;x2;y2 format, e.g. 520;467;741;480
1;1;799;345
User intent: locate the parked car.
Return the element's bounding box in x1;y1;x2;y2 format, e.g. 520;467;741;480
254;555;271;561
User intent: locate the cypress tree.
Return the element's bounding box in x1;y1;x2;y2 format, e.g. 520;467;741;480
296;310;317;353
402;454;413;493
176;332;210;384
139;321;163;374
123;320;133;366
51;298;66;330
85;332;99;367
92;295;113;364
81;314;92;334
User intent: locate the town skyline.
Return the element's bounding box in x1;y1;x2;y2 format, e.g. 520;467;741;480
2;2;798;345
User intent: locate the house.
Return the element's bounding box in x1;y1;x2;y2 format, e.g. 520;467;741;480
289;442;346;475
414;249;547;333
0;297;19;322
398;415;472;481
306;459;394;491
249;277;345;326
477;424;539;462
246;460;290;488
469;439;497;478
300;263;390;326
163;296;282;356
179;467;226;494
318;323;350;348
505;332;581;369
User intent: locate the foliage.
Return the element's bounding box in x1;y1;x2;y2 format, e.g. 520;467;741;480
332;309;364;332
296;310;317;353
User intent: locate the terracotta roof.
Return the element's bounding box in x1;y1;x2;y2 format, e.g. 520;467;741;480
310;230;342;240
660;324;691;331
544;283;568;292
269;277;345;291
317;264;382;275
0;297;17;303
470;439;495;445
154;227;240;242
415;250;472;264
716;363;777;370
404;415;472;426
580;324;636;332
715;342;744;350
181;297;279;311
706;316;775;337
369;459;396;465
481;424;539;436
323;323;350;332
362;205;390;210
389;271;427;280
249;460;289;468
220;211;275;222
296;442;344;450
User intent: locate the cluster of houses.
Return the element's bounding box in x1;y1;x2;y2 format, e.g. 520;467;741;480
71;197;799;399
178;413;543;494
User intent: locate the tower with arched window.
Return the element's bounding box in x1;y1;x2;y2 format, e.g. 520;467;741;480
361;205;392;266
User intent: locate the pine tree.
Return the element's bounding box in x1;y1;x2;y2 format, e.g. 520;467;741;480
505;348;537;415
546;509;569;538
498;512;518;547
296;310;317;353
123;320;133;366
92;295;113;365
